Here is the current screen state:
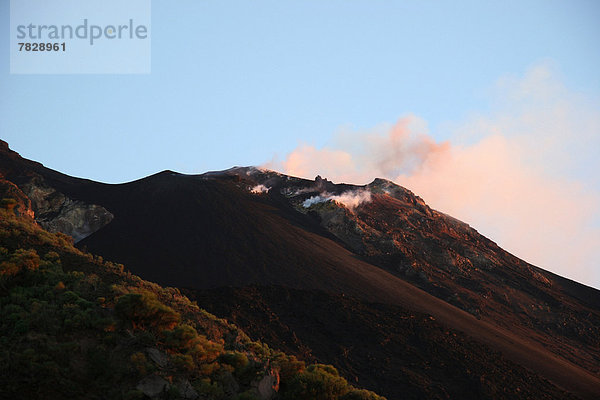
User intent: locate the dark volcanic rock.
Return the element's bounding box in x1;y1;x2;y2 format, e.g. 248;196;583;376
2;144;600;399
191;285;579;400
0;140;113;242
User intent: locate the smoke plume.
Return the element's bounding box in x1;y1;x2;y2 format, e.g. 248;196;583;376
250;184;270;194
266;63;600;288
302;190;372;210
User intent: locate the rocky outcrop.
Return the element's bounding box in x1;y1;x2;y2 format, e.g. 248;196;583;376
174;380;199;400
257;368;280;400
146;348;169;368
20;178;113;242
136;375;169;398
134;375;198;400
0;140;113;242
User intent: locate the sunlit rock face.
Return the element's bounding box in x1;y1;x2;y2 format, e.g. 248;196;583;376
21;179;113;242
0;178;35;219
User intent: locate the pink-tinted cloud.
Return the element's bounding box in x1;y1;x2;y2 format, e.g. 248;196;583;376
268;114;449;184
266;64;600;288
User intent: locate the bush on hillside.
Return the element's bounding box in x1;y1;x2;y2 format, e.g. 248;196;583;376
115;291;180;331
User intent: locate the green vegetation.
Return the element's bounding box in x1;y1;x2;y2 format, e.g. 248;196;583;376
1;198;17;211
0;206;385;399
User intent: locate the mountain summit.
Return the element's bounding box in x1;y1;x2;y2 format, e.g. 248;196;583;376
1;140;599;399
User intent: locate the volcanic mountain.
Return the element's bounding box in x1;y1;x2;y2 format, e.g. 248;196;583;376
1;139;599;399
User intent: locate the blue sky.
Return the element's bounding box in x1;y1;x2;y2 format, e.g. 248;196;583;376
1;0;599;182
1;1;600;287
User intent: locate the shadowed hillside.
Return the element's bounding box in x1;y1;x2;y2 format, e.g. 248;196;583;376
0;204;383;400
2;140;600;399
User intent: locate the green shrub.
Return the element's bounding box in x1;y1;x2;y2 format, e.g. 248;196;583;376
165;324;200;350
237;390;260;400
340;389;386;400
130;351;149;375
283;364;349;400
115;292;180;331
1;198;17;211
165;324;223;365
220;351;250;371
273;353;305;384
124;389;146;400
194;378;225;398
172;353;195;372
0;249;40;278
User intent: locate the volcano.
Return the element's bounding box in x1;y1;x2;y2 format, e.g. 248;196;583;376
1;139;599;399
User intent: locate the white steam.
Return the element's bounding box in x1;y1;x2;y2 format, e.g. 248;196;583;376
250;184;270;194
302;195;328;208
302;190;372;210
